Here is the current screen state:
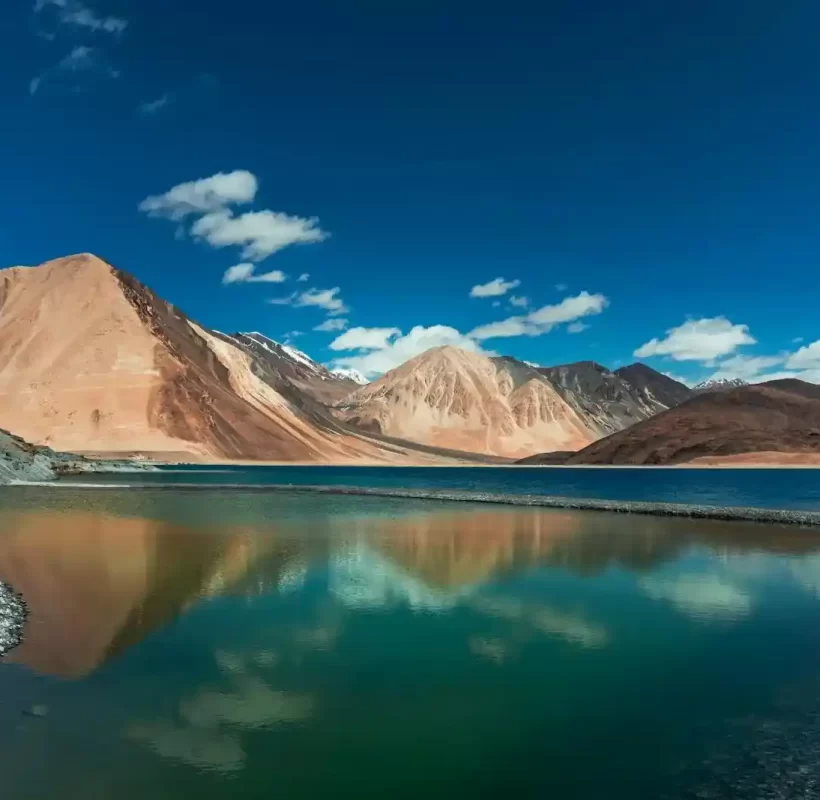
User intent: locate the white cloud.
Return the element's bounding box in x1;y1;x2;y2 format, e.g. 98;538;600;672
634;317;755;363
139;93;172;115
267;286;348;315
191;210;327;262
469;291;608;341
706;354;784;382
297;273;310;282
314;318;348;332
139;171;258;221
330;327;401;352
567;322;589;334
267;293;297;306
222;264;287;285
555;283;567;292
294;287;347;315
786;340;820;370
509;295;529;308
469;277;521;298
793;336;804;344
29;77;42;95
35;0;127;35
331;325;489;377
60;45;95;70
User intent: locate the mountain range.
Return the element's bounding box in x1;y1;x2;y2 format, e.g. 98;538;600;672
0;253;816;469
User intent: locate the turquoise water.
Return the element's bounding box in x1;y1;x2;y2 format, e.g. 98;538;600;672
64;464;820;509
2;487;820;798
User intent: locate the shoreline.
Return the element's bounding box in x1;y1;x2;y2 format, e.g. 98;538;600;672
17;481;820;527
0;581;27;657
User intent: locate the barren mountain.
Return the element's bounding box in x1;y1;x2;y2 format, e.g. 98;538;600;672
554;379;820;465
536;360;684;435
334;346;595;458
0;254;475;463
614;363;693;409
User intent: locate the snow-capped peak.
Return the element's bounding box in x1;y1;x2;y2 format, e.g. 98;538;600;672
692;378;748;394
332;368;368;385
281;343;320;371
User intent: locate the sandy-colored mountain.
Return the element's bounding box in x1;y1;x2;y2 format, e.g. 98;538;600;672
0;255;477;463
334;346;594;458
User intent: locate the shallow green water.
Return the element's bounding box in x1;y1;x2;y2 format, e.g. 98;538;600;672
1;487;820;799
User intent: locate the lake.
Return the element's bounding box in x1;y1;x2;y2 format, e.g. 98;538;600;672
62;464;820;510
1;484;820;798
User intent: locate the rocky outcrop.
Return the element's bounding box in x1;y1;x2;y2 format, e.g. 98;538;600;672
537;360;686;435
334;346;595;458
614;363;693;408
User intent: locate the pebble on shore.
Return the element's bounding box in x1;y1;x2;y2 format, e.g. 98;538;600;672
0;581;27;657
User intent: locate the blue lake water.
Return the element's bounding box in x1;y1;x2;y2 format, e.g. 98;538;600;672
64;464;820;510
1;486;820;798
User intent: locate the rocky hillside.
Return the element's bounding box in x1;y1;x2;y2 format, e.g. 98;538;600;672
536;360;688;435
334;346;595;458
546;379;820;465
614;363;693;408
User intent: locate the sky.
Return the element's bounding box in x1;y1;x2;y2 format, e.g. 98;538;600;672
2;0;820;382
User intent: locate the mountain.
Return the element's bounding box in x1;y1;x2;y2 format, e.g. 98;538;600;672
614;363;693;408
334;346;595;458
225;332;359;405
535;360;687;436
554;379;820;465
692;378;748;394
332;368;368;385
0;254;483;464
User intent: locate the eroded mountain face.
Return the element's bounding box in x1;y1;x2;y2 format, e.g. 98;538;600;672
536;360;686;435
334;346;595;458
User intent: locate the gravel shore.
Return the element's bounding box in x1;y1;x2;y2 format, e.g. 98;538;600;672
0;581;26;657
263;485;820;527
44;481;820;527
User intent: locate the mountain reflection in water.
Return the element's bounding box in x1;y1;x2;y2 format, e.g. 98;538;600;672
1;491;818;678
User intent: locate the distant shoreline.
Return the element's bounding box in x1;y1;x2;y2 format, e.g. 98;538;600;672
17;481;820;527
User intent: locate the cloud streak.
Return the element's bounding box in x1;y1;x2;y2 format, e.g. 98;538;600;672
469;291;608;340
469;277;521;298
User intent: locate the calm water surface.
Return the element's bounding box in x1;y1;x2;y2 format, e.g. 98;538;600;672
63;464;820;510
2;487;820;799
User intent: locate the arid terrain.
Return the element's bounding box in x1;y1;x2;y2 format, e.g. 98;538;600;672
522;380;820;465
0;254;815;468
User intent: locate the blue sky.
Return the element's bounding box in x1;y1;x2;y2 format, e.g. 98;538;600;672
2;0;820;381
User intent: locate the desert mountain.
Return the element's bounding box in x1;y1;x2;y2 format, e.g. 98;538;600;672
536;360;688;435
525;379;820;465
0;254;482;463
614;363;693;408
334;346;595;458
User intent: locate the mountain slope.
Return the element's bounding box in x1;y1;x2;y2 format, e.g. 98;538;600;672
226;333;359;405
614;363;693;408
334;346;595;458
536;360;681;435
0;254;469;463
562;379;820;465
